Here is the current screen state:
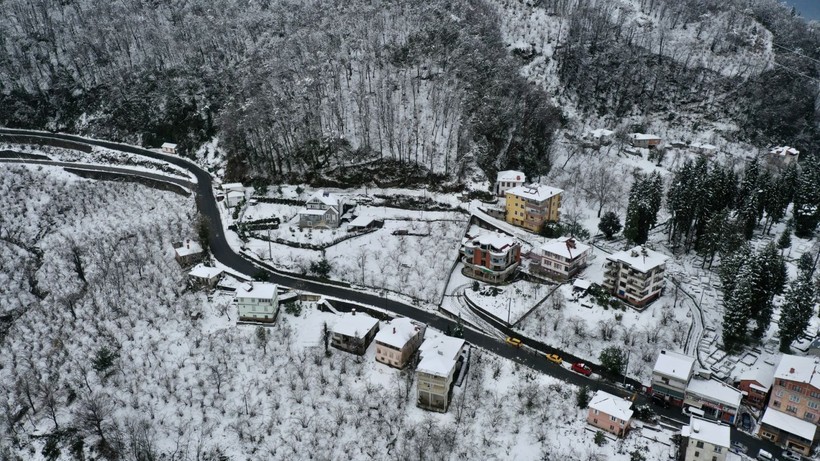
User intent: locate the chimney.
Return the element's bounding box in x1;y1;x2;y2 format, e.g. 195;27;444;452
791;367;796;374
351;308;356;316
186;239;190;249
393;327;396;334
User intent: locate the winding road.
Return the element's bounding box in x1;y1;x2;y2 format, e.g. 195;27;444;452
0;128;780;459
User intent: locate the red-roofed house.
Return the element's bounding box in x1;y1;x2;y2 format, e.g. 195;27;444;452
735;360;777;411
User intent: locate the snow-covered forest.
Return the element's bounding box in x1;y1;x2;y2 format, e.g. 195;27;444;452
2;0;818;185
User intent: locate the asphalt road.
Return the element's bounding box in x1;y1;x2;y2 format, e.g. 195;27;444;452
0;128;785;459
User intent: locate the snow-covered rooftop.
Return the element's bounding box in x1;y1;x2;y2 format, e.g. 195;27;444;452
685;378;743;409
466;231;517;252
161;142;178;149
235;282;277;300
226;190;245;199
299;208;329;216
417;335;466;377
588;128;614;138
506;184;562;202
222;182;245;192
348;215;379;228
691;142;717;151
541;237;590;260
307;190;340;207
331;314;379;339
375;317;421;349
174;241;203;257
760;408;817;441
774;354;820;388
769;146;799;157
496;170;525;183
573;279;592;291
589;390;633;421
629;133;661;141
653;350;695;381
681;416;730;448
607;246;668;273
737;359;777;390
188;264;223;279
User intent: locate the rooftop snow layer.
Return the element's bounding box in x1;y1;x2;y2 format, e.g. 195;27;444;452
331;314;379;339
505;184;562;202
174;241;203;257
589;390;633;421
760;408;817;441
607;246;669;273
686;378;742;409
417;336;466;377
188;264;223;279
375;317;421;349
653;350;695;381
770;146;799;157
774;354;820;388
348;215;379;228
496;170;526;183
681;416;730;448
307;189;339;207
235;282;277;300
541;237;590;260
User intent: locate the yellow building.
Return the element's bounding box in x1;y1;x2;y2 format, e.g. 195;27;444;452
505;184;563;232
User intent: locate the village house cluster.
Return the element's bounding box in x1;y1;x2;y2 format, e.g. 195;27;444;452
329;311;468;413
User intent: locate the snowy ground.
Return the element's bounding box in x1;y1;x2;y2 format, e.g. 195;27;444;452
0;163;679;461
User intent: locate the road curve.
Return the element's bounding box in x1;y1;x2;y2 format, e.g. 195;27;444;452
0;129;779;458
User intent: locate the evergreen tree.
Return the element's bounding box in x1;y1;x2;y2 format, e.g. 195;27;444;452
599;346;627;375
794;162;820;238
750;242;787;340
598;211;622;240
778;256;817;351
722;263;756;353
624;172;663;244
777;222;793;254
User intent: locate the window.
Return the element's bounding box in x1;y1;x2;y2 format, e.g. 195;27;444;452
773;401;781;408
593;418;598;424
787;405;798;413
776;390;784;397
805;412;815;420
811;391;820;399
793;385;803;393
790;395;801;403
695;441;704;449
610;415;617;421
714;447;721;453
694;452;700;458
809;401;819;409
594;409;599;415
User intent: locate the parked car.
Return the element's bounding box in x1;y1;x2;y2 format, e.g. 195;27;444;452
571;362;592;376
545;353;562;364
505;337;522;348
756;449;773;461
782;450;802;461
730;441;746;454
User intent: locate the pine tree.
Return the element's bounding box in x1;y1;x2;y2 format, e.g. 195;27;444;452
722;270;754;353
794;162;820;238
598;211;622;239
624;172;663;244
777;223;793;255
750;242;787;340
778;257;817;352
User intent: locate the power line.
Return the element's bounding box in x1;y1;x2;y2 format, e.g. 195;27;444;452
771;41;820;67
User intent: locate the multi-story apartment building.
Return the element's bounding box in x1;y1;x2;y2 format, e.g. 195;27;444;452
587;390;633;437
680;416;731;461
684;377;742;425
602;246;668;308
539;237;591;281
416;335;467;413
504;184;563;232
758;355;820;456
495;170;526;196
375;317;425;368
235;282;279;323
461;227;521;284
651;350;696;407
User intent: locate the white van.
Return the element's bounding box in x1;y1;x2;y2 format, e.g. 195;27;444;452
757;449;773;461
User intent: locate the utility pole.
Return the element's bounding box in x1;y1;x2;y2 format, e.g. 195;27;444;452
507;298;512;325
267;227;273;261
623;349;630;386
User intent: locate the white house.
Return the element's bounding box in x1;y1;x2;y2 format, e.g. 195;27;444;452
602;246;668;308
768;146;800;166
584;128;615;146
173;240;204;266
299;190;342;229
235;282;278;323
539;237;591;281
681;416;732;461
417;335;467;412
161;142;178;154
628;133;662;149
495;170;526;196
651;350;696;407
188;264;222;289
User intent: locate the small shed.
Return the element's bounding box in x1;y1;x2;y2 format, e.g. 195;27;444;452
348;215;384;232
161;142;178;154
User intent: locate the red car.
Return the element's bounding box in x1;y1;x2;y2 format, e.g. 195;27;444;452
572;362;592;376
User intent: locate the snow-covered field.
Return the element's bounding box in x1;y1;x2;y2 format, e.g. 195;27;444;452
0;164;679;460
